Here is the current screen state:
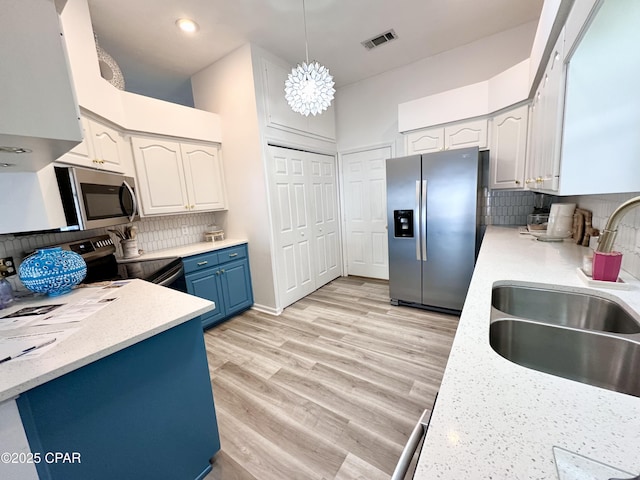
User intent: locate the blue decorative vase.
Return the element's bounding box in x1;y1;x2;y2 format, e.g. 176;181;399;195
19;247;87;296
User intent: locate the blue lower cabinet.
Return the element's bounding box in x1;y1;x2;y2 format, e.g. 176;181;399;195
219;258;253;316
185;268;225;327
16;318;220;480
184;244;254;329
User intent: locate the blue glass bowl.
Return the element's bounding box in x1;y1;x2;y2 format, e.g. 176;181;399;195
19;247;87;296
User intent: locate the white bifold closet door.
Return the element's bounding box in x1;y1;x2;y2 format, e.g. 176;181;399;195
267;145;341;309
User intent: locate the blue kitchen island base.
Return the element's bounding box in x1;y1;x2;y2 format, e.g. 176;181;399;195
16;318;220;480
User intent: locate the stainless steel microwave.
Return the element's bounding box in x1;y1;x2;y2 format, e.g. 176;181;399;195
54;166;139;231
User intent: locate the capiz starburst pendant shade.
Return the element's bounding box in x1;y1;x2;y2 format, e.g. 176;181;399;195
285;61;335;116
284;0;335;116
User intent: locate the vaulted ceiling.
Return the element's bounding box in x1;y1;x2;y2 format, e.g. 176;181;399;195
87;0;543;104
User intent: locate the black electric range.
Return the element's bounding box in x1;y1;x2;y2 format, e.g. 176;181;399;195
56;235;186;290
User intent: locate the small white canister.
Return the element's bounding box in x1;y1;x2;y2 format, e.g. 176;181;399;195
121;239;140;259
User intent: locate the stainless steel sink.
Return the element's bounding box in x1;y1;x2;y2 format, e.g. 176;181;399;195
492;284;640;334
490;318;640;398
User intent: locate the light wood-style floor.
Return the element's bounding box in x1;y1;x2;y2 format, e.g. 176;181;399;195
203;276;459;480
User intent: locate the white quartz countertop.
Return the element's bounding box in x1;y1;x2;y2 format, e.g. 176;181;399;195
0;280;214;403
118;238;248;262
415;226;640;479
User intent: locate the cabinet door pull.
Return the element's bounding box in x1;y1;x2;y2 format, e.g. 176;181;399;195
229;253;238;257
197;261;208;266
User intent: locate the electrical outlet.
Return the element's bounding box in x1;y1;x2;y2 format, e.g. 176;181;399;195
0;257;16;277
181;226;189;235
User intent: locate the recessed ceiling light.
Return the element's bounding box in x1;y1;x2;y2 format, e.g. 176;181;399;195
176;18;199;34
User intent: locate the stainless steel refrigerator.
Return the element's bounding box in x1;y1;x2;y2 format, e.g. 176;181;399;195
386;147;481;313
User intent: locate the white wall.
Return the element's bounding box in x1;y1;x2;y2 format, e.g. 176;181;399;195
335;21;538;153
191;45;278;312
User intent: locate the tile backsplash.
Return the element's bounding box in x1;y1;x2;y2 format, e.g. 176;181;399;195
477;189;640;279
569;193;640;279
478;189;540;226
0;212;218;292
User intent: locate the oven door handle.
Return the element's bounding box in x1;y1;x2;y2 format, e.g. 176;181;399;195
155;264;185;287
122;180;138;223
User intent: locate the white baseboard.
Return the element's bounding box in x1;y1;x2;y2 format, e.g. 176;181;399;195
251;304;282;316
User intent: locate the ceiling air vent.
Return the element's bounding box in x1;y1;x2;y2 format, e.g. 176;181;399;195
361;29;398;50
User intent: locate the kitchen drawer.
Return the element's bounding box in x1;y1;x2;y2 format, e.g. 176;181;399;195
217;245;247;264
183;251;219;273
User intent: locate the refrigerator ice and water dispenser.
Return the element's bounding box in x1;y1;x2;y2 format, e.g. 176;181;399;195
394;210;414;238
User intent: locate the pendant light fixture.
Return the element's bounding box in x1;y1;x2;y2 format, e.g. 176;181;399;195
284;0;335;116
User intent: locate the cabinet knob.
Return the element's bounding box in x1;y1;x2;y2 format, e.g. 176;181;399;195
300;232;305;236
220;269;225;274
525;179;533;185
185;205;189;209
514;180;520;185
536;177;543;183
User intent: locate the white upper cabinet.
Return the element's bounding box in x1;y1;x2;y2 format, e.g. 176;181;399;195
444;119;488;150
526;28;565;192
263;59;307;134
489;105;529;190
406;119;487;155
57;115;130;174
559;0;640;195
180;144;227;212
405;127;444;154
262;59;336;140
131;136;226;216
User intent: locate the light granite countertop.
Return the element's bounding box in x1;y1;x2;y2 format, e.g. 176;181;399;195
415;226;640;479
118;238;248;263
0;280;214;403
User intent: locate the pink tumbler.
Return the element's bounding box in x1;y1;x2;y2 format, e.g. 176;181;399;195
592;251;623;282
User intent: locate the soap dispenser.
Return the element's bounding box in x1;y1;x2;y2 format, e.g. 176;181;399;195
0;265;15;309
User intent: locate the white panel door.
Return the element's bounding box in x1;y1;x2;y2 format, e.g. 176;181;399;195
309;151;341;287
267;145;316;308
341;146;390;279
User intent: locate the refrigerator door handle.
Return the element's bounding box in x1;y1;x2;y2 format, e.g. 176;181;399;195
421;179;427;261
415;180;421;261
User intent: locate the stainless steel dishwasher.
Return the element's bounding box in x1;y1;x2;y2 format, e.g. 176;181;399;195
391;401;436;479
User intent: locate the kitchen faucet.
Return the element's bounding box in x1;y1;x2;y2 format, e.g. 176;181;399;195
596;195;640;253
